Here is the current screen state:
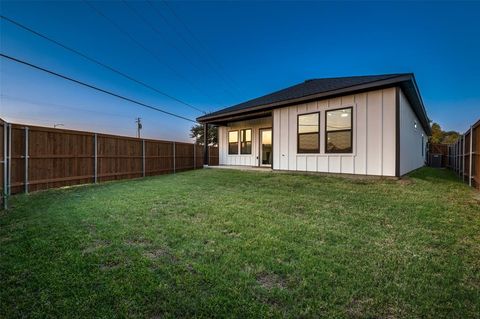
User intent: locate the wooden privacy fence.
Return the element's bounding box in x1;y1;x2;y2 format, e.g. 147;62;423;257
447;119;480;190
1;119;219;208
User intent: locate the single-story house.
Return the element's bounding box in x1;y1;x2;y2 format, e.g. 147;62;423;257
197;73;430;177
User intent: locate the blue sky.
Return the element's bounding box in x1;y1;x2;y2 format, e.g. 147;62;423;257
1;1;479;141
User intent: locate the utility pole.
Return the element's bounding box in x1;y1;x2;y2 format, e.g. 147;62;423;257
135;117;142;138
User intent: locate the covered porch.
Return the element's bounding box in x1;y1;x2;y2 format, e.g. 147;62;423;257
201;110;273;168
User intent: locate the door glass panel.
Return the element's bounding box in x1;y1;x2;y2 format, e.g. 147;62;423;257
261;130;272;165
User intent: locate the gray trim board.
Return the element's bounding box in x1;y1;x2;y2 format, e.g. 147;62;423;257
395;87;401;177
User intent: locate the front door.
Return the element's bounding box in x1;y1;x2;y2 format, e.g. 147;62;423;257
259;129;272;167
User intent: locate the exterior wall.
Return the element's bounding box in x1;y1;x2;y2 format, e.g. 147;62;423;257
272;88;397;176
217;117;272;166
216;87;428;176
399;89;427;175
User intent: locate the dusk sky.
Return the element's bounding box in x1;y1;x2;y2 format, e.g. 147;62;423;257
1;1;479;142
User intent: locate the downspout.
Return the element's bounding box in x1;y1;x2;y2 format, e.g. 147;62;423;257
395;87;401;177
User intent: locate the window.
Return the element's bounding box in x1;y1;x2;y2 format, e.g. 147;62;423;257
325;107;353;153
422;134;424;156
240;129;252;154
228;131;238;154
298;113;319;153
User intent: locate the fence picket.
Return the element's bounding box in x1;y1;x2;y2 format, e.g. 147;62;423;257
431;119;479;190
0;119;219;205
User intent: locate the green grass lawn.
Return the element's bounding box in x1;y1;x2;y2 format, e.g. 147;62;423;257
0;168;479;318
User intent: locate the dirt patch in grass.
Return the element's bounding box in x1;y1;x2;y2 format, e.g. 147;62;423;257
347;298;406;319
81;221;98;234
125;237;152;247
185;263;197;274
99;260;122;271
144;247;179;264
143;248;168;259
472;191;480;204
0;236;11;243
397;176;415;186
256;272;286;290
221;229;242;238
346;297;374;318
82;239;111;254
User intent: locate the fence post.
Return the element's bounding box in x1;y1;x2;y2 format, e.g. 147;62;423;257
447;145;450;168
469;126;473;187
3;122;7;209
193;143;196;169
94;133;98;183
454;142;456;172
7;123;11;196
142;139;146;177
460;136;462;178
462;134;465;182
173;141;176;174
24;127;29;193
455;142;457;172
455;141;462;176
458;139;461;174
459;139;461;175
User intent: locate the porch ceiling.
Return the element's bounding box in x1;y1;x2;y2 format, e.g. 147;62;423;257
204;110;272;126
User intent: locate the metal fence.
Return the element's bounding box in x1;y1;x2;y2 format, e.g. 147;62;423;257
1;119;218;208
447;119;480;190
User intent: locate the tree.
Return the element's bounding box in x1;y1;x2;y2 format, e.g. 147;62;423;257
442;131;460;144
190;124;218;145
430;123;443;143
428;122;460;144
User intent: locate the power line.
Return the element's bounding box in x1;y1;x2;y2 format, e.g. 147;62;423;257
82;0;222;106
122;0;237;100
142;0;241;99
0;14;206;114
0;53;197;123
121;1;207;84
158;0;244;96
1;94;132;118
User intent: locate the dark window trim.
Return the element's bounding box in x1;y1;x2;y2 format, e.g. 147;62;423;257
228;130;239;155
240;128;253;155
297;111;320;154
325;106;353;154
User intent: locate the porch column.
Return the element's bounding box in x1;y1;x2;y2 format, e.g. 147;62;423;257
203;122;209;166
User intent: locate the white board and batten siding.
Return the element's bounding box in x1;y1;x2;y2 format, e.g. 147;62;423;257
217;87;427;176
399;89;427;175
272;87;397;176
218;117;272;166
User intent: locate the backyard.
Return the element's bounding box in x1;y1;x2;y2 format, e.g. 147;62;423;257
0;167;479;318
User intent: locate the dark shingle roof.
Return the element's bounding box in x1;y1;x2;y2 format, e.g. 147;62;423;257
197;73;430;134
205;74;404;117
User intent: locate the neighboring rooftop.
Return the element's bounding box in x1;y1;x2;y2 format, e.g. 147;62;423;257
197;73;430;134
